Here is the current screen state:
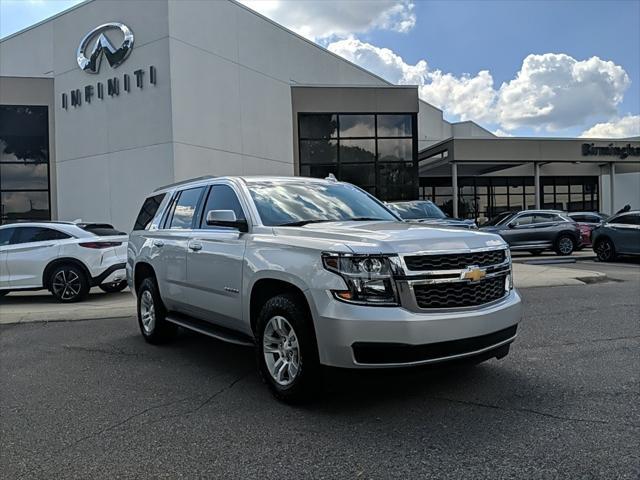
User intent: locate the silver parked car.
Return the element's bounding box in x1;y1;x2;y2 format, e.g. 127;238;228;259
592;211;640;261
127;176;522;402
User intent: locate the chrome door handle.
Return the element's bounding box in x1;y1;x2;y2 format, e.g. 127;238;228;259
153;240;165;247
189;242;203;251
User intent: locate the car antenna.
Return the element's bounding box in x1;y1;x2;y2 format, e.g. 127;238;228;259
325;173;338;182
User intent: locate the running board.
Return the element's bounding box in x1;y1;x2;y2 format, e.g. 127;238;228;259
166;313;255;347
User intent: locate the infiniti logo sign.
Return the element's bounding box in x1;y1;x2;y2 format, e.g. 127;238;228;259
77;22;134;73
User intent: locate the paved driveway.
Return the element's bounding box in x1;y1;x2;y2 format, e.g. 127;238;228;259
1;268;639;479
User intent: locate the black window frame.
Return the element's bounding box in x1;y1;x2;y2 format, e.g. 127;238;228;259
197;184;247;230
0;105;51;224
133;193;166;231
298;112;418;201
164;187;206;230
10;226;71;245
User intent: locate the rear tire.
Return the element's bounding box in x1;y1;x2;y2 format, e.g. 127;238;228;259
256;293;321;403
136;277;177;344
595;238;616;262
554;235;575;256
49;264;89;303
99;280;127;293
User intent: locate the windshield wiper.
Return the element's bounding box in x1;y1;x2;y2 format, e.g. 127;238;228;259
276;219;334;227
348;217;390;222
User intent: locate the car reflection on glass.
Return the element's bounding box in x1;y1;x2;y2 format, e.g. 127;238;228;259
387;201;477;229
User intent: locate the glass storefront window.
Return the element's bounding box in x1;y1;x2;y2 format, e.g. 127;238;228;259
0;163;48;190
377;115;412;137
299;114;337;139
341;163;375;186
339;114;375;137
299;140;337;164
299;113;417;201
1;105;50;224
1;191;49;221
377;138;413;162
339;139;375;162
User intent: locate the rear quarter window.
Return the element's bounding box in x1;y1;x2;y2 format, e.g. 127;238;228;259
133;193;166;231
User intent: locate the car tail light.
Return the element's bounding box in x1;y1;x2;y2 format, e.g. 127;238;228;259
79;241;123;249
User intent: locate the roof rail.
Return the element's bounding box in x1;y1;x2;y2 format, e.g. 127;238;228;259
153;175;217;192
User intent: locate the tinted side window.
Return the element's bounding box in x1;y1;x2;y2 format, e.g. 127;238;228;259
570;215;587;222
133;194;166;231
168;187;204;230
0;227;14;246
612;214;640;225
12;227;71;244
200;185;246;229
513;214;534;226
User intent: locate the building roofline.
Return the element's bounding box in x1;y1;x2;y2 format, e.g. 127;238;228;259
0;0;94;42
291;84;417;89
437;135;640;142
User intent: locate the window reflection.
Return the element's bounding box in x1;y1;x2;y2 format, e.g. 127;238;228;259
339;139;375;162
0;105;50;224
339;114;375;137
298;113;417;201
1;191;49;222
377;115;412;137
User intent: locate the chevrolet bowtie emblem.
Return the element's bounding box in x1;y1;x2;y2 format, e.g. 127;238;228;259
461;266;486;282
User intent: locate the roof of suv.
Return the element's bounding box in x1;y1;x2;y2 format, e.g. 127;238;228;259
152;175;339;193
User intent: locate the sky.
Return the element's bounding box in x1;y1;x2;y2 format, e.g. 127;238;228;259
1;0;639;138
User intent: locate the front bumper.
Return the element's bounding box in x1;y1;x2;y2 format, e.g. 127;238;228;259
310;288;522;368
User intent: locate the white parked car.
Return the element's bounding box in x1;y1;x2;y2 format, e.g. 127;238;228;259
0;222;128;302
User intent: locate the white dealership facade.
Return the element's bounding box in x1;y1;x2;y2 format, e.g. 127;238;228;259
0;0;638;229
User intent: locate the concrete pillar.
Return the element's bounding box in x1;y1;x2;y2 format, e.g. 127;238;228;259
451;162;458;218
534;162;541;209
609;162;616;214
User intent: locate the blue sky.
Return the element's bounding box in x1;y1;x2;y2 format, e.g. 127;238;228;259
2;0;639;138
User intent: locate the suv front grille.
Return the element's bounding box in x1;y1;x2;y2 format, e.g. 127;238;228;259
404;250;506;271
413;275;507;309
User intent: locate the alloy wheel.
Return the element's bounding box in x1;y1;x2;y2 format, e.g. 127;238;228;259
51;269;82;301
140;290;156;334
263;316;300;386
558;237;573;255
596;241;612;261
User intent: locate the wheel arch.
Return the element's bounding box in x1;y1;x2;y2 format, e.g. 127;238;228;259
42;257;91;290
249;277;312;336
133;261;157;294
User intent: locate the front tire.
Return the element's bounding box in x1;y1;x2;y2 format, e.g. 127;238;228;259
256;294;321;403
554;235;575;256
136;277;177;344
50;264;89;303
99;280;127;293
595;238;616;262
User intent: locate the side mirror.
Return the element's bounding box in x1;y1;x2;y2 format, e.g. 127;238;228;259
507;222;516;229
205;210;248;232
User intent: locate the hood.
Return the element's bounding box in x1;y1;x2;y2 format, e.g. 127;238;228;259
273;220;506;255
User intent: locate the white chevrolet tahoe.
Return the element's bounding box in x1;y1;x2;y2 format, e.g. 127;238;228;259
127;176;522;402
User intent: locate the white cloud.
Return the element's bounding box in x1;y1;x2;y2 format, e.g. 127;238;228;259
492;129;514;137
238;0;415;42
495;54;630;130
327;38;633;134
580;115;640;138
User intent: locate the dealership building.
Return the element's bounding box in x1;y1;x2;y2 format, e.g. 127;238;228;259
1;0;638;229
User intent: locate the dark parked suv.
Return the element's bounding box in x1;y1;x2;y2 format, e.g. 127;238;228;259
480;210;581;255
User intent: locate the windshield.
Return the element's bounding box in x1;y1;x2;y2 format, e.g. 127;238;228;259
389;201;446;220
247;181;398;226
484;211;515;226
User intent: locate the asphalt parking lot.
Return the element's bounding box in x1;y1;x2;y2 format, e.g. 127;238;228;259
1;261;639;479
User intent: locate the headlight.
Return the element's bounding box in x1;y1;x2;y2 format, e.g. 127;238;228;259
322;253;399;306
